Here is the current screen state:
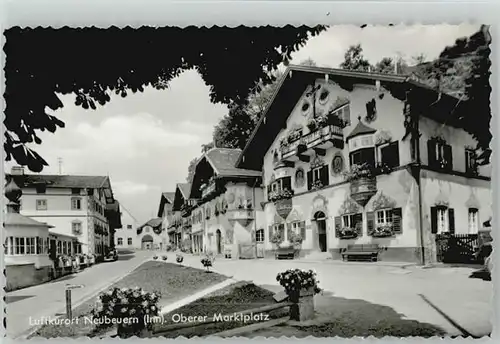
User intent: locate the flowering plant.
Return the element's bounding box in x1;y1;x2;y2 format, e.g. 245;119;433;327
268;189;294;202
276;269;321;301
201;254;214;272
339;227;358;239
161;255;168;261
176;254;184;263
289;232;303;245
92;287;161;338
311;179;324;190
153;255;158;260
374;162;392;175
343;163;374;182
270;232;284;245
370;224;393;237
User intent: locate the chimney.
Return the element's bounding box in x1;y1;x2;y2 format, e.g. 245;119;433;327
11;166;24;175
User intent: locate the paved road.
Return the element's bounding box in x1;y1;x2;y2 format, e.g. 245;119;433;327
166;253;493;337
6;250;152;339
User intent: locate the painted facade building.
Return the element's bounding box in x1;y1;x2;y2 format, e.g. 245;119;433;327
157;192;175;245
188;148;264;259
136;218;166;250
114;203;139;249
235;65;491;264
10;167;122;257
170;183;196;251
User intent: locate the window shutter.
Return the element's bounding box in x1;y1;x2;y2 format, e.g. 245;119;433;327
392;207;403;234
448;208;455;234
299;221;306;240
320;165;329;186
444;144;453;170
430;207;438;234
354;213;363;237
268;226;273;241
307;170;313;190
427;140;437;167
366;212;375;236
278;223;285;238
267;184;272;197
334;216;342;237
391;142;400;167
286;223;292;241
283;177;292;191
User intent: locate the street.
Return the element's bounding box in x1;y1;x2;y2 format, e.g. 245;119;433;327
6;250;152;339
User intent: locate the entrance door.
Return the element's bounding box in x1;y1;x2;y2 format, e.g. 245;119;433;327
315;212;327;252
216;230;222;254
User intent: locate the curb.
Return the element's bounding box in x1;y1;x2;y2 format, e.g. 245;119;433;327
13;257;150;340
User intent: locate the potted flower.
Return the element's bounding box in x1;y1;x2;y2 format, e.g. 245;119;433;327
176;253;184;263
343;163;374;182
280;137;289;148
374;162;392;175
270;232;284;248
311;179;324;190
276;269;321;321
370;224;394;238
161;255;168;261
306;118;318;131
92;287;161;338
338;227;358;239
201;254;214;272
268;188;294;202
289;232;303;250
153;254;158;260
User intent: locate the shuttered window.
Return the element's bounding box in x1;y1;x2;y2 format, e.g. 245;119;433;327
430;206;454;234
427;139;453;171
380;141;400;168
308;165;329;190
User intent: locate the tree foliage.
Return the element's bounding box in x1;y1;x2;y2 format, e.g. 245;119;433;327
213;103;256;150
373;57;395;74
339;44;371;72
3;26;326;172
186;158;198;183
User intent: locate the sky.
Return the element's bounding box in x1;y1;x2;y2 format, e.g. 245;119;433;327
6;24;480;225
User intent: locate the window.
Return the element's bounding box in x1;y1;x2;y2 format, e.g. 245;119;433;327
342;214;356;228
431;206;455;234
117;238;123;246
350;148;376;167
71;197;82;210
36;199;47;210
127;224;132;229
255;229;265;243
379;141;400;168
307;165;329;190
63;241;67;255
128;238;133;245
468;208;479;234
57;241;62;255
376;209;393;226
35;184;46;194
15;238;25;255
26;237;36;255
71;188;81;195
465;149;478;175
268;176;292;197
427;139;452;170
331;103;350;125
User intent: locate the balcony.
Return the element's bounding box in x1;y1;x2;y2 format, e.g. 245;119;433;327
280;125;343;162
180;204;192;217
227;209;254;227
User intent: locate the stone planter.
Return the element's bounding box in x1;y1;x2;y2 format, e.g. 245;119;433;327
289;287;315;322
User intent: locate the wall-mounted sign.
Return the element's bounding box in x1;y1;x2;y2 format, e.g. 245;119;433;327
275;199;293;220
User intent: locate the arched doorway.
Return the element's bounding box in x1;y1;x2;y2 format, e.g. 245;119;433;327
314;211;327;252
141;234;154;250
216;229;222;254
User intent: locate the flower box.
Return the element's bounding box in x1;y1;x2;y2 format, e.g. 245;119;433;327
370;224;394;238
338;227;358;240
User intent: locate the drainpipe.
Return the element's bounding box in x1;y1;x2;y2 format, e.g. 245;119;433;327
251;177;259;259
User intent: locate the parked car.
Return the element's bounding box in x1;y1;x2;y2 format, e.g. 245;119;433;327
104;248;118;262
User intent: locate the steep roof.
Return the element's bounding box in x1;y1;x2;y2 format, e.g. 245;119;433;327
162;192;175;203
204;148;261;177
22;174;110;189
346;117;377;140
157;191;175;218
4;212;54;228
137;217;162;230
172;183;191;211
236;64;462;171
178;183;191;199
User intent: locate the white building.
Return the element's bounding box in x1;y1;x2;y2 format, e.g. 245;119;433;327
114;203;139;249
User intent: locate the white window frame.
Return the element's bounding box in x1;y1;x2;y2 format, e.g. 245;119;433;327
342;214;356;229
127;224;133;229
71;197;82;210
117;238;123;246
128;237;133;245
72;221;82;234
36;199;48;211
255;229;265;243
437;208;449;234
312;167;322;182
376;209;393;226
468;208;479;234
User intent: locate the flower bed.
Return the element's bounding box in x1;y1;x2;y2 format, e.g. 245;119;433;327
268;189;294;202
30;262;228;339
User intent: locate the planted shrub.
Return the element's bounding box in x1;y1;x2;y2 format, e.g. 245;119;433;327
153;255;158;260
92;287;161;338
176;254;184;263
201;254;214;272
162;255;168;261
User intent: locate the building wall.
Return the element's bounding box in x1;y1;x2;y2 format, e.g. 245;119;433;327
115;207;139;249
6;264;52;292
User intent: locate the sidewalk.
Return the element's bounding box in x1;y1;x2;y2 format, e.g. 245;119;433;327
6;250;152;339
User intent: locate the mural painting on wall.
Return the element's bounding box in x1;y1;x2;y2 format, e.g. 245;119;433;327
465;192;480;209
295;168;305;188
339;196;362;215
371;191;397;211
226;192;235;205
374;130;392;146
318;87;330;105
311;194;328;217
310;155;325;169
331;152;344;176
276;198;293;220
225;227;234;244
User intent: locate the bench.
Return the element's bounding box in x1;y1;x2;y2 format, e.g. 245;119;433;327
275;246;298;260
341;244;380;262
